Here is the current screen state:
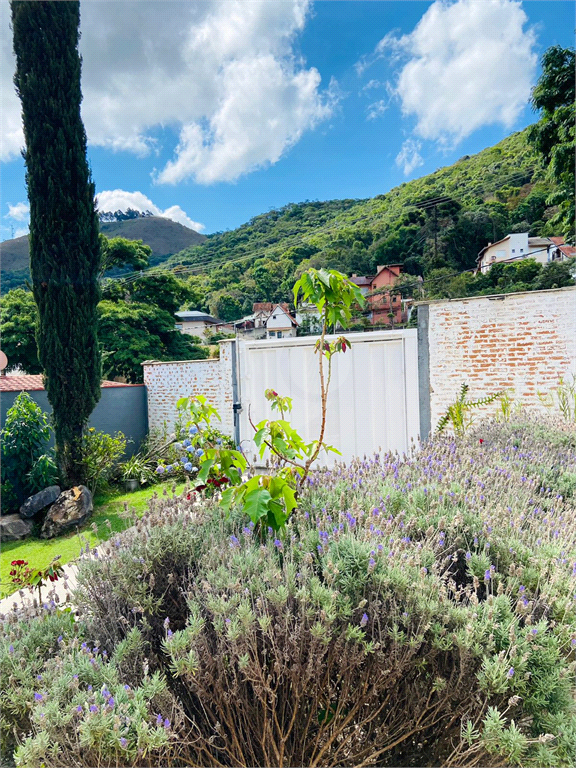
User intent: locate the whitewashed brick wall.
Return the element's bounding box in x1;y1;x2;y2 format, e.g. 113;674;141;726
427;287;576;427
142;341;234;437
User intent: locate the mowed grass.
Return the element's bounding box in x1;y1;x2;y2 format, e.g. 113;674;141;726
0;481;186;598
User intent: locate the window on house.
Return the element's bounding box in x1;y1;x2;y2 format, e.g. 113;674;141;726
520;248;524;252
269;331;276;337
512;249;515;253
175;324;183;330
277;331;283;339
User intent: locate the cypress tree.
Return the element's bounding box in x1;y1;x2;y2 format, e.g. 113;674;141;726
11;1;101;486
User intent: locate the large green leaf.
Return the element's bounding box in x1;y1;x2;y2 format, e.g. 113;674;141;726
243;488;272;525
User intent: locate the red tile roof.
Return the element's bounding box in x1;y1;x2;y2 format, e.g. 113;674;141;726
0;375;141;392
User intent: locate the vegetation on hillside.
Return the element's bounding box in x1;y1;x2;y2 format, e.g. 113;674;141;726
153;127;566;319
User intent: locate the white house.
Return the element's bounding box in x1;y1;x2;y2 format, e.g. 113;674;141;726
265;304;298;339
234;302;299;339
175;310;220;341
476;234;574;274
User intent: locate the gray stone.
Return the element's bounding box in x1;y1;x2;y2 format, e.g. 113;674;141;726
0;514;33;541
40;485;93;539
19;485;61;519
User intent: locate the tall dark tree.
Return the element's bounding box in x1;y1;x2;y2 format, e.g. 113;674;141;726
528;45;575;243
11;1;101;485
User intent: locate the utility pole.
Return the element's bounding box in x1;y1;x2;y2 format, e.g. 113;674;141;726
413;195;453;263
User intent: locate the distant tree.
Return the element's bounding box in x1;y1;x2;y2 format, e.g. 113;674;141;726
528;45;575;242
210;292;244;322
99;235;151;276
12;0;101;485
98;301;208;383
129;272;191;314
0;289;41;373
533;258;575;291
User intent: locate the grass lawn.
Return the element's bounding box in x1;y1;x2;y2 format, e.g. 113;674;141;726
0;481;185;598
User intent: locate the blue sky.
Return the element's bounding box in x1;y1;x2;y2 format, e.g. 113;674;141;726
1;0;574;241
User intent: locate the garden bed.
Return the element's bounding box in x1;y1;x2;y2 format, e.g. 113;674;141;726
2;417;575;768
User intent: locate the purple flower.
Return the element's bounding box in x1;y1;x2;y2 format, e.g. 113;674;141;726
120;737;128;748
164;617;170;629
465;551;471;561
507;667;514;678
195;449;204;457
34;693;43;702
124;684;131;691
8;645;14;654
76;705;83;713
484;570;491;581
229;535;240;548
274;539;283;550
155;466;165;475
108;697;115;708
90;704;98;713
156;713;164;726
360;613;369;627
184;462;193;472
164;718;171;730
57;635;63;643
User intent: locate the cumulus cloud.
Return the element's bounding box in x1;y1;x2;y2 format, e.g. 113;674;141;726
362;0;537;146
395;139;424;175
5;201;29;221
2;1;335;183
95;190;205;231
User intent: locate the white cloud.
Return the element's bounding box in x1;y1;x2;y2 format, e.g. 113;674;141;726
13;226;28;239
95;189;205;232
5;201;29;221
366;100;389;121
396;139;424;176
2;1;335;183
362;79;382;92
363;0;537;146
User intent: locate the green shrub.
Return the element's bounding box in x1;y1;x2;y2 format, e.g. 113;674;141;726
1;392;53;513
4;418;576;768
81;428;127;495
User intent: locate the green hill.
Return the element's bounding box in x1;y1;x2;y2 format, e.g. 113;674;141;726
156;128;559;318
0;215;205;292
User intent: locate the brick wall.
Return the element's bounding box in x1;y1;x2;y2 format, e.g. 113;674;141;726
424;287;576;428
142;341;235;437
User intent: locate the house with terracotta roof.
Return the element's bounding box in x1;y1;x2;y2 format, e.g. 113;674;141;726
476;234;574;274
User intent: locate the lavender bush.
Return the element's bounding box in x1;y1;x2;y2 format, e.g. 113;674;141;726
2;416;575;767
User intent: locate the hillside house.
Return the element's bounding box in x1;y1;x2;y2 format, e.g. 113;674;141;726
476;234;575;274
175;311;220;341
350;274;374;296
367;264;407;326
234;302;299;339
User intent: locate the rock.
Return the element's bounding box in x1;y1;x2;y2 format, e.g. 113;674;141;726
0;514;33;541
40;485;93;539
19;485;61;519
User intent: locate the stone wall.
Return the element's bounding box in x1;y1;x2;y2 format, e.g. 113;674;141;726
142;341;235;437
420;287;576;430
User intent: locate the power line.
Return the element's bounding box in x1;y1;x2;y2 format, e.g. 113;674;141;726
103;166;542;288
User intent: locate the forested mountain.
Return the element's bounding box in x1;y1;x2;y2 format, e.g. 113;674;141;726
158;127;563;319
0;215;205;293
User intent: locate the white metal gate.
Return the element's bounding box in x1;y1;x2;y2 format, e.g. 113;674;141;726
236;330;420;466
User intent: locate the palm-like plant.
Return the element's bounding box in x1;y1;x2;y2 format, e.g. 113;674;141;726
436;384;503;437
